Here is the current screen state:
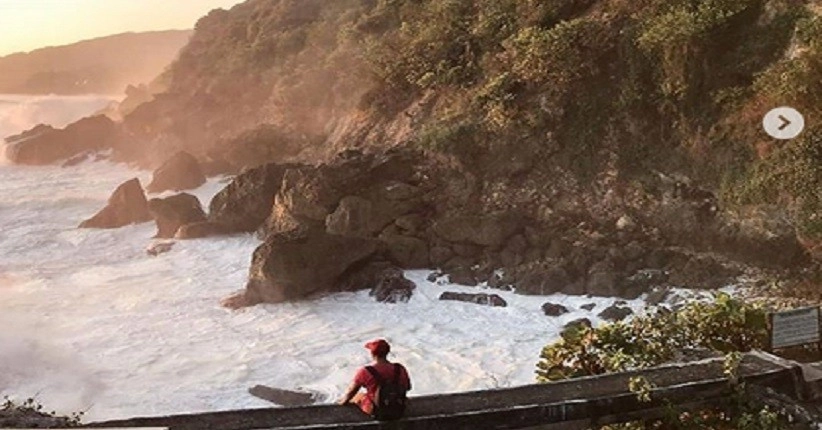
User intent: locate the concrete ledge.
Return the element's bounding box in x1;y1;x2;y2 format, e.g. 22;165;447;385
85;352;804;430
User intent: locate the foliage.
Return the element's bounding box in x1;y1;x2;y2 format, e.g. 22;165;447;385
0;396;83;428
536;293;768;381
155;0;822;234
535;294;792;428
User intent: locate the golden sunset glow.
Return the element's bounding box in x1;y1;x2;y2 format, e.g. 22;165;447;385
0;0;244;56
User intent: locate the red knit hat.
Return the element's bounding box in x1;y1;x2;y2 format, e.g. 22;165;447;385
365;339;390;356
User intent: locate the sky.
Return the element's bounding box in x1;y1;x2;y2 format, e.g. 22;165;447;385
0;0;246;56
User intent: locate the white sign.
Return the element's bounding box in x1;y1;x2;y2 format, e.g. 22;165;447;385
771;306;821;349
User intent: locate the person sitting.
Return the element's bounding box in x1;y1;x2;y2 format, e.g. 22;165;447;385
337;339;411;420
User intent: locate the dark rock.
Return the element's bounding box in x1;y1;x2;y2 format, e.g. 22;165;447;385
541;302;569;317
426;271;441;283
326;196;375;237
146;151;206;194
516;266;570;296
383;235;430;268
667;255;740;289
545;239;568;259
147;193;207;238
524;247;544;263
623;241;646;262
175;221;229;239
5;115;119;165
432;213;522;247
580;303;596;311
452;243;483;258
337;260;395;292
487;272;505;289
395;214;425;234
382;181;421;201
429;246;454;266
623;269;668;292
645;248;675;269
245;228;378;304
447;266;478;287
146;241;175;256
79;178;152;228
645;287;672;306
443;256;478;271
599;304;633;321
500;234;527;267
562;279;587;296
585;269;620;297
272;166;335;223
208;162;294;233
369;267;417;303
439;292;507;307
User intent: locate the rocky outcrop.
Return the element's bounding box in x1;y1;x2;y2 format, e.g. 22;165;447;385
221;146;813;308
244;227;379;304
79;178;151;228
646;195;808;269
147;193;207;238
208;162;297;233
5;115;119;165
439;292;507;307
146;151;206;194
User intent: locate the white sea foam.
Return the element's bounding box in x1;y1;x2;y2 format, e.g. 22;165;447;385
0;96;657;422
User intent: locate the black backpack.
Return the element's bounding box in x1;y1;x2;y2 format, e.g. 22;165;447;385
365;364;407;421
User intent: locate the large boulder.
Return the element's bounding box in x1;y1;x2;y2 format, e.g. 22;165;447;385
208;162;296;233
245;228;379;303
432;213;522;247
146;151;206;194
5;115;119;165
147;193;207;238
79;178;152;228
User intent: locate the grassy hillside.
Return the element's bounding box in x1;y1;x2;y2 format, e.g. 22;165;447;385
0;30;192;95
128;0;822;241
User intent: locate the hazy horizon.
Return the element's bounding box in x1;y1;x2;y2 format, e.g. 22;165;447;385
0;0;245;56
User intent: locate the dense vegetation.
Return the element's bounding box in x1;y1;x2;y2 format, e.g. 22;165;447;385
535;294;799;428
151;0;822;241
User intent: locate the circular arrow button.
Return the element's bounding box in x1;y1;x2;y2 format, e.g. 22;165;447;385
763;107;805;140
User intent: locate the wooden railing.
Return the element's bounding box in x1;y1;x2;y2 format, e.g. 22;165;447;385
85;352;806;430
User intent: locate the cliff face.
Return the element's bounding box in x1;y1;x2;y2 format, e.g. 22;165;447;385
111;0;822;248
0;30;192;95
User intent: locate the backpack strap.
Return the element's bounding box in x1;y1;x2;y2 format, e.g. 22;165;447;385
365;366;383;385
393;363;401;385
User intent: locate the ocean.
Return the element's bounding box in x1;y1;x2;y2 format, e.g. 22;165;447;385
0;95;646;422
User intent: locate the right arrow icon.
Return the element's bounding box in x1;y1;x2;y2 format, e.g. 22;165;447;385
764;107;804;140
777;115;791;131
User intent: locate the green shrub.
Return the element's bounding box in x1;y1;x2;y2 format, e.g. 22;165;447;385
536;294;792;428
537;293;769;382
